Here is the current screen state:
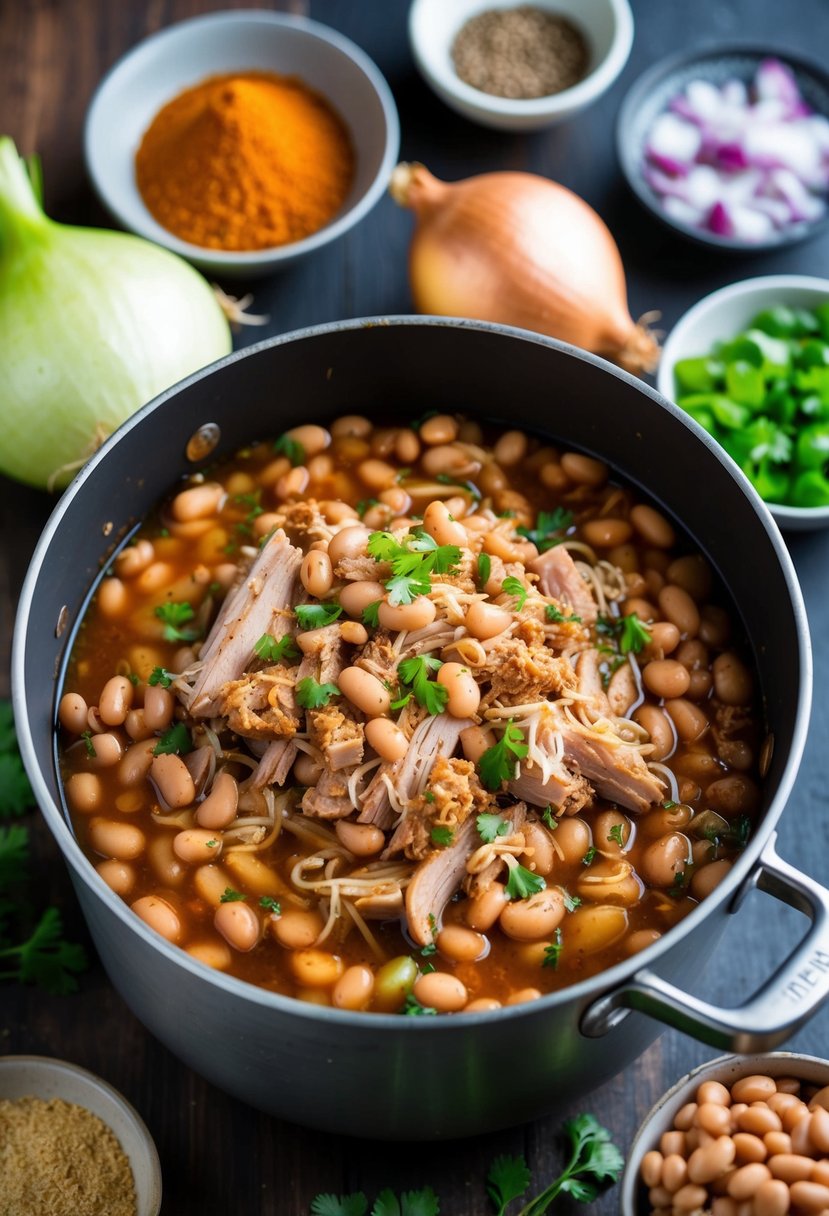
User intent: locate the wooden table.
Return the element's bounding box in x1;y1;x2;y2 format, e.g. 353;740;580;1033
3;1;829;1211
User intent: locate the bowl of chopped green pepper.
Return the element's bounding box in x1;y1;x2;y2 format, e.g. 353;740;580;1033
658;275;829;530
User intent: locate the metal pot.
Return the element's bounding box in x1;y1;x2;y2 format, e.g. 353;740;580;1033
12;318;827;1140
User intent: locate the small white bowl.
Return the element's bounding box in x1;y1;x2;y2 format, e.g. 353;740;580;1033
84;11;399;277
658;275;829;532
620;1051;829;1216
409;0;634;131
0;1055;162;1216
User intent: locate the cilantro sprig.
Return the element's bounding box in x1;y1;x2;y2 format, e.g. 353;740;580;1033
487;1155;532;1216
154;601;202;643
505;864;546;901
0;703;32;817
148;666;176;689
478;720;528;791
367;530;460;606
296;679;340;710
254;633;300;664
397;655;448;716
311;1194;439;1216
517;508;573;552
502;576;528;611
152;722;193;756
295;603;343;630
274;432;305;466
430;825;454;848
477;812;512;843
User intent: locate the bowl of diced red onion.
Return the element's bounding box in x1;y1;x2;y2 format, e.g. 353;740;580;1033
617;46;829;250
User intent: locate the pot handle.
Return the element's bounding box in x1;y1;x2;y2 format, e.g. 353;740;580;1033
581;833;829;1050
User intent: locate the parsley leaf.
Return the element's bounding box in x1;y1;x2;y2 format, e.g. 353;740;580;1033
367;530;460;606
274;432;305;466
478;720;528;791
295;603;343;630
154;601;202;643
507;1113;624;1214
386;570;432;605
400;993;437;1016
148;666;176;689
546;604;582;624
430;825;454;848
502;576;528;611
152;722;193;756
254;633;300;664
80;730;97;758
219;888;246;903
477;552;492;586
372;1188;440;1216
560;888;581;912
542;929;564;970
476;812;511;844
0;904;87;996
505;864;546;900
259;896;281;915
486;1154;531;1216
607;823;625;847
362;601;381;629
0;706;33;818
397;655;448;716
296;679;340;710
619;613;652;655
582;846;597;866
517;508;574;552
310;1195;368;1216
542;807;558;830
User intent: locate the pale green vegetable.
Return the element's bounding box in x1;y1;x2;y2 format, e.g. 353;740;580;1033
0;137;232;490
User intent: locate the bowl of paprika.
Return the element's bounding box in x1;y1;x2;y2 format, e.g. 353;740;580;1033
84;10;399;276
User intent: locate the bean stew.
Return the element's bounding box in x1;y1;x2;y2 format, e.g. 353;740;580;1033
57;414;766;1015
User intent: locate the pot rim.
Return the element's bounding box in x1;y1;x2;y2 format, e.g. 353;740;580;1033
11;315;813;1029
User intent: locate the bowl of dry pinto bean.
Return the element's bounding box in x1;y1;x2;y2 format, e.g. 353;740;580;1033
84;10;399;275
621;1051;829;1216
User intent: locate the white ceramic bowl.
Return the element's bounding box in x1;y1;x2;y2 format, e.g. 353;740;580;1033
0;1055;162;1216
408;0;633;131
84;11;399;277
620;1051;829;1216
658;275;829;532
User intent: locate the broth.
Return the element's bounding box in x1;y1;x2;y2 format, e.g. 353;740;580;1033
58;414;764;1014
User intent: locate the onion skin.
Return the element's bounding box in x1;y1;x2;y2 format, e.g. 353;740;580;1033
391;162;658;374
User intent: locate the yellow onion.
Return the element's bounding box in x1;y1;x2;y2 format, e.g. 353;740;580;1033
390;162;658;374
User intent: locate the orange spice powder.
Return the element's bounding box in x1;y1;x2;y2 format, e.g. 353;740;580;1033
135;71;355;251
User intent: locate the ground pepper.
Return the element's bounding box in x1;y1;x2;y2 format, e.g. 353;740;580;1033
0;1096;136;1216
451;6;589;99
135;71;354;251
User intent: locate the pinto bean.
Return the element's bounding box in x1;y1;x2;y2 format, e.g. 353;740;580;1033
89;818;145;860
500;889;565;941
364;718;408;763
59;692;89;734
214;901;261;953
332;964;375;1011
466;883;508;932
327;525;370;568
143;685;173;732
335;820;385;856
338;667;390;717
630;504;676;548
436;662;480;718
66;772;102;814
422;500;467;547
465;601;512;640
131;895;181;942
339;580;385;618
173;829;222;865
151;754;195;808
301;551;333;599
413;971;467;1011
196;772;238;830
419;415;458;445
171;482;224;521
378;596;436;632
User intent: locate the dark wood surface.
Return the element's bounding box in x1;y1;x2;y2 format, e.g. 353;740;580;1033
2;1;829;1212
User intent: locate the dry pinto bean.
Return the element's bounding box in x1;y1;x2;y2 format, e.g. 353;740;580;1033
66;772;102;814
659;585;701;637
378;595;436;632
151;754;195;808
727;1163;773;1200
500;889;566;941
731;1132;767;1163
196;771;238;830
131;895;181;942
687;1137;735;1182
630;503;676;549
335;820;385;856
436;662;480;718
300;551;333;599
641;1151;664;1188
422;500;467;547
171;482;224;521
290;949;345;987
364;718;408;762
466;882;508;932
98;676;134;726
214;902;261;953
419;414;458;445
339;579;385;618
560;451;608;486
173;829;222;865
338;667;390;717
332;964;375;1011
633;704;676;762
118;739;156;787
89;817;146;860
581;518;633;548
143;685;174;732
465;600;512;640
639;832;691;887
564;905;628;954
272;909;324;950
643;659;691;699
413;971;467;1012
96;859;136;896
437;924;487;963
752;1179;792;1216
59;692;89;734
713;652;754;706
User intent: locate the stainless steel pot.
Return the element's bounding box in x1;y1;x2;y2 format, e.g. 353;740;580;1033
12;318;827;1140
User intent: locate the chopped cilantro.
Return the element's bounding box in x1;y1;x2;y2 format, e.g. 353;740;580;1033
619;613;652;655
546;604;582;624
501;575;528;611
154;600;202;643
478;720;528;791
542;929;564;971
398;655;448;716
477;552;492;586
367;529;460;606
430;825;454;848
152;722;193;756
505;864;546;900
517;507;573;551
148;666;175;689
205;839;218;849
423;791;436;803
560;888;581;913
400;993;438;1016
582;846;597;866
125;671;140;686
662;799;678;810
396;467;412;483
476;812;511;844
295;603;342;630
296;679;340;710
420;942;437;957
362;601;381;629
356;498;380;518
486;1154;532;1216
259;896;281;916
273;432;305;466
254;633;300;664
219;888;246;903
542;806;558;830
607;823;625;847
80;730;97;758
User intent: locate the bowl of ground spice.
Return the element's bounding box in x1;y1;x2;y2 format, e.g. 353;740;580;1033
0;1055;161;1216
84;11;399;275
409;0;634;131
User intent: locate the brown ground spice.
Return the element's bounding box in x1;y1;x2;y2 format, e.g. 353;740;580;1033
451;5;589;99
0;1096;136;1216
